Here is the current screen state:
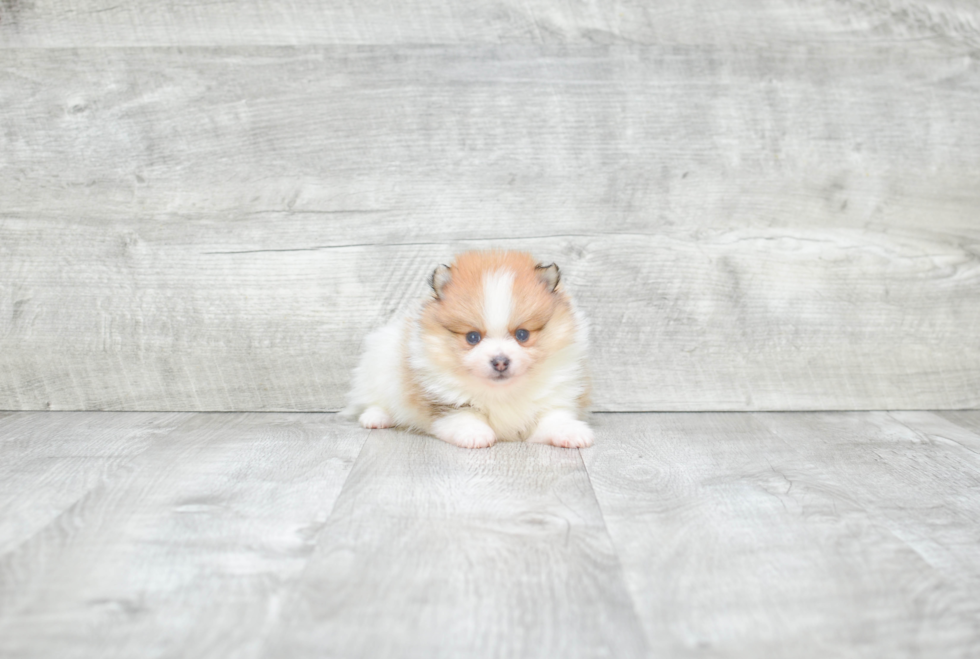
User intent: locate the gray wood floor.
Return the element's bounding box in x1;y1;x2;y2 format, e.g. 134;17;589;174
2;411;979;658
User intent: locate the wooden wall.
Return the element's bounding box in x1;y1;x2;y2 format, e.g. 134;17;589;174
1;1;978;411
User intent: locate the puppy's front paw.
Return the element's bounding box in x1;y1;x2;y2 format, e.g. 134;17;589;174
359;406;394;429
431;413;497;449
550;421;594;448
528;412;594;448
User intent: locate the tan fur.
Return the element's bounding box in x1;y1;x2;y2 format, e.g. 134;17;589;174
399;321;437;428
423;251;565;334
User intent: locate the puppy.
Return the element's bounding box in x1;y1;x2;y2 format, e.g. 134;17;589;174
344;250;593;448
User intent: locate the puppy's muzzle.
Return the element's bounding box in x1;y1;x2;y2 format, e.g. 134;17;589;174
490;355;510;373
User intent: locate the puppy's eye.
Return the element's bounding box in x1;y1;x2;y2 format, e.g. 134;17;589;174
515;328;530;343
465;331;482;345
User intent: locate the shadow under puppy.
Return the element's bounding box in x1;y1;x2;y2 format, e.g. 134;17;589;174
344;250;593;448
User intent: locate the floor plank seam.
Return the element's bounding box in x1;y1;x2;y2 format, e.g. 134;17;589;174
575;447;654;655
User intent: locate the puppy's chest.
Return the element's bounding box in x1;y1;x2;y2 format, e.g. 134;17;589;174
478;399;541;442
421;391;536;440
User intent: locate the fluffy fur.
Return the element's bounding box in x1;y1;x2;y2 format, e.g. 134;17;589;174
343;250;593;449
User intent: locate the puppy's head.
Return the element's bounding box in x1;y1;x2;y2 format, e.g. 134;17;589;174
420;250;575;389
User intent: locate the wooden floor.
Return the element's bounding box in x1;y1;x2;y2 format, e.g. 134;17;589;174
1;411;979;658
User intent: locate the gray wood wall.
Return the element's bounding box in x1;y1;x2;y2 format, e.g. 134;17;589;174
2;1;978;412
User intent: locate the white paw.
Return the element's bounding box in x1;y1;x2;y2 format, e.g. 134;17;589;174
528;412;594;448
431;413;497;449
359;406;394;429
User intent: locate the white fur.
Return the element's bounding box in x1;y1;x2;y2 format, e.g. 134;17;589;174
459;270;531;382
461;334;530;382
344;271;592;449
482;270;514;336
343;310;432;431
431;411;497;449
527;409;594;448
358;406;394;429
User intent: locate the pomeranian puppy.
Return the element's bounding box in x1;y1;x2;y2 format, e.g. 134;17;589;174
344;250;593;449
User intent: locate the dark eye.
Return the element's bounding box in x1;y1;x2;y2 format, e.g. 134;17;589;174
515;328;530;343
465;331;482;345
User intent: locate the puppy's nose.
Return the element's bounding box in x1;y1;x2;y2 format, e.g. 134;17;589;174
490;355;510;373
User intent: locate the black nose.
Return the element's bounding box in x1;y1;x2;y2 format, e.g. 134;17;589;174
490;355;510;373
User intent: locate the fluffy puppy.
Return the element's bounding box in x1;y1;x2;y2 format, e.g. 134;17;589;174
344;250;593;449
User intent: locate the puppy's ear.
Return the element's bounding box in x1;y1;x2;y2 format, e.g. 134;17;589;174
430;264;452;299
535;263;561;292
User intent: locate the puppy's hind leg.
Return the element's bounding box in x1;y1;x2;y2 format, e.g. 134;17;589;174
359;406;395;429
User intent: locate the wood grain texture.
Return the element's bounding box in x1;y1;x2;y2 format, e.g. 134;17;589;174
0;412;367;659
266;429;648;659
756;411;980;649
3;411;980;656
0;411;189;555
937;411;980;437
4;43;980;221
1;38;978;411
3;0;977;48
582;412;980;657
891;410;980;455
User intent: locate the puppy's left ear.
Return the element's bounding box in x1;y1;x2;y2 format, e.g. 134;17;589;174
535;263;561;292
430;264;452;299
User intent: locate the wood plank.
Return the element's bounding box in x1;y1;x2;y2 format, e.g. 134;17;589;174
582;412;980;657
754;412;980;648
890;410;980;455
3;44;979;223
0;411;188;556
266;429;647;658
4;0;977;48
0;412;367;659
936;411;980;437
2;226;977;412
1;43;978;411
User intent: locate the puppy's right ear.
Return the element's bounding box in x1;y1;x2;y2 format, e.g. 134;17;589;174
430;264;452;299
